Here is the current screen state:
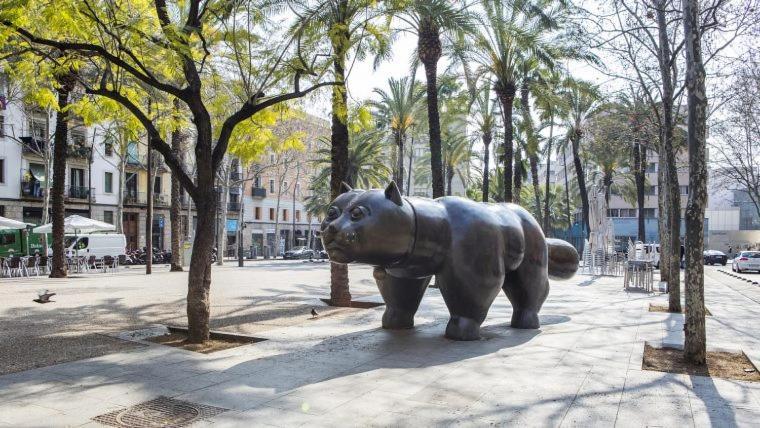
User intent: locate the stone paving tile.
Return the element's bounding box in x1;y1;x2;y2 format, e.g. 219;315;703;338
2;265;760;427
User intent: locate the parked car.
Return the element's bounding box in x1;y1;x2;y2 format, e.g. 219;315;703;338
703;250;727;266
732;251;760;273
283;246;315;259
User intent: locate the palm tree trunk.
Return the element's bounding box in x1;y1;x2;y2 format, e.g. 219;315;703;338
682;0;707;364
407;136;414;196
530;153;541;223
482;132;491;202
563;149;572;233
520;79;542;225
514;144;523;204
329;29;352;307
496;82;516;202
170;128;183;271
418;18;444;198
446;164;454;196
543;118;554;233
49;73;76;278
397;132;405;195
571;131;590;238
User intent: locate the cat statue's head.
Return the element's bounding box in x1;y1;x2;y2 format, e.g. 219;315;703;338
320;181;415;265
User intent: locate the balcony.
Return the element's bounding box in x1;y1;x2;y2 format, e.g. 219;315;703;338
251;187;266;198
20;179;45;199
67;143;91;159
67;186;94;201
153;194;169;207
20;137;46;154
227;202;242;212
123;191;147;205
229;171;243;182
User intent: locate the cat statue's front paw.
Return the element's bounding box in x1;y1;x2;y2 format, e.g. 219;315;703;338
445;316;481;341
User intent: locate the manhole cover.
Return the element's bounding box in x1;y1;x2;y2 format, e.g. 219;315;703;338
93;396;227;427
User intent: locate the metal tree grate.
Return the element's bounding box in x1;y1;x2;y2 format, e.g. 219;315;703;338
92;396;228;427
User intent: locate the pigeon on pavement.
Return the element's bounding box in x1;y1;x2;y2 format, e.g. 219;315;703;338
311;308;318;318
33;290;56;304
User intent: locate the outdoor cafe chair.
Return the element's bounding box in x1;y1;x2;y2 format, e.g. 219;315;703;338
101;256;117;273
25;256;38;276
0;258;10;278
7;256;25;277
37;256;49;275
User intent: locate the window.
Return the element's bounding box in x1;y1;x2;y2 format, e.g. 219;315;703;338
104;139;113;156
607;209;619;218
680;185;689;195
154;176;161;193
645;185;656;196
0;158;4;184
269;154;275;163
0;233;16;245
296;210;301;222
269;208;275;220
254;176;261;188
104;172;113;193
70;168;85;188
103;210;114;224
646;162;657;173
0;205;4;216
269;179;275;193
70;130;86;147
283;181;288;191
0;115;5;137
295;183;300;193
619;209;637;218
282;209;288;221
643;208;656;218
255;207;261;220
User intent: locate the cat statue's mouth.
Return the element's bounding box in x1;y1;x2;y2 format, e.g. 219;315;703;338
322;238;354;263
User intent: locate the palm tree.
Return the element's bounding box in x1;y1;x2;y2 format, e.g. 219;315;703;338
370;77;424;195
469;0;564;203
562;80;601;239
296;0;390;307
533;70;569;233
468;82;498;202
390;0;474;198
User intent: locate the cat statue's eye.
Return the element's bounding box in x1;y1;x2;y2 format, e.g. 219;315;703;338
350;207;365;220
327;206;340;219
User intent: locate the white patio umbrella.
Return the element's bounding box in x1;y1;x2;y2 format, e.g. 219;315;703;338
33;215;115;258
0;216;29;230
33;215;115;234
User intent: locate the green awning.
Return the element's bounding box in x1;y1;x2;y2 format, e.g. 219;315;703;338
29;164;47;185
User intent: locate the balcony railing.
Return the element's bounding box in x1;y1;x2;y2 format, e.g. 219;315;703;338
153;194;169;207
123;191;147;205
67;186;93;200
20;137;46;154
227;202;242;212
67;143;91;159
229;171;243;182
20;179;45;199
251;187;266;198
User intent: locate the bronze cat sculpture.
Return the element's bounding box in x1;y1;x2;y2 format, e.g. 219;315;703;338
320;181;579;341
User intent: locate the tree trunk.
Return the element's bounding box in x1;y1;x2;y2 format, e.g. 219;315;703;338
397;132;405;195
563;149;572;231
146;136;154;275
496;83;516;202
292;165;300;248
658;152;671;285
683;0;707;365
543;118;554;233
446;165;454;196
656;0;681;312
186;194;215;343
529;153;541;223
482;132;491;202
407;136;414;196
634;143;646;241
216;168;229;266
49;73;75;278
170;128;183;271
117;150;125;234
571;132;590;238
329;31;352;306
418;19;444;199
514;144;523;204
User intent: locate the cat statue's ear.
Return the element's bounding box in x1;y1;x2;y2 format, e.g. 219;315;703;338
384;181;403;206
340;181;353;194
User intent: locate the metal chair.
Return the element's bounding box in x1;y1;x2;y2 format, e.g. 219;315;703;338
25;256;38;276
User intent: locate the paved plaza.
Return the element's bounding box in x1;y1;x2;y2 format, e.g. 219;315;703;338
0;262;759;427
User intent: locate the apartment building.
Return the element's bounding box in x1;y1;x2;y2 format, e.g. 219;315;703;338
0;81;187;251
240;113;327;256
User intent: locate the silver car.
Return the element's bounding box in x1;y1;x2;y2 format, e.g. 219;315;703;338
732;251;760;273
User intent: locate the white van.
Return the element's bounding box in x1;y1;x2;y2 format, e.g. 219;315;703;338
65;234;127;258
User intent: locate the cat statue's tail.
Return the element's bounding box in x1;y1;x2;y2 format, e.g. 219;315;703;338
546;238;580;280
